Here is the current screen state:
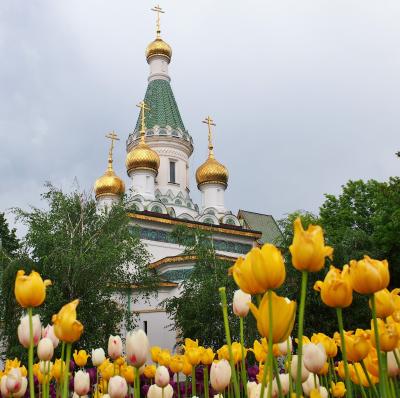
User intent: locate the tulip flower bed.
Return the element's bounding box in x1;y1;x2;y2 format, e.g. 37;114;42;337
1;217;399;398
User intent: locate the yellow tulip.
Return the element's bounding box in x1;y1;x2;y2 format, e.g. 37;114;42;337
14;270;51;308
169;355;184;373
371;318;399;352
182;358;192;376
150;346;161;363
317;362;329;376
311;333;337;358
248;291;296;343
185;347;201;366
99;360;114;381
231;342;246;364
335;361;346;379
184;338;199;349
19;366;27;377
330;381;346;397
314;265;352;308
5;359;21;373
349;363;370;387
114;356;125;366
121;365;135;384
229;257;264;295
217;345;229;361
349;256;390;294
256;364;272;384
364;347;379;377
200;348;215;366
144;364;156;379
334;330;370;362
157;349;171;367
309;389;322;398
250;340;267;363
245;244;286;291
289;217;333;272
51;359;65;380
369;288;395;319
391;288;400;322
52;299;83;343
73;349;90;367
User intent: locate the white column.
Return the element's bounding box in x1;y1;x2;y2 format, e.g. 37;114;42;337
199;183;226;213
96;195;120;213
129;169;157;201
148;56;170;82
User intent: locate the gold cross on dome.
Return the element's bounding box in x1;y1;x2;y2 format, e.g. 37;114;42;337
136;100;151;138
105;131;119;169
202;116;216;157
151;5;165;37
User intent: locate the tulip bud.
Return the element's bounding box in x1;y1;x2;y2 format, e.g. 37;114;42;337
232;290;251;317
155;365;169;388
72;394;88;398
42;324;59;348
369;289;395;319
38;338;54;361
0;375;10;398
17;314;41;348
303;343;327;373
319;386;328;398
108;335;123;360
39;360;53;375
277;337;292;356
108;375;128;398
6;368;22;393
148;384;174;398
302;373;320;396
272;373;290;396
14;270;51;308
247;381;257;398
13;377;27;398
92;348;106;366
290;355;309;382
74;370;90;396
126;329;149;367
210;359;231;393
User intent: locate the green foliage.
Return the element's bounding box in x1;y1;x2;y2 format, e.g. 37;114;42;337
2;184;157;359
0;212;19;257
163;226;258;350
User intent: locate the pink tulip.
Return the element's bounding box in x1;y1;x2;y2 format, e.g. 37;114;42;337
155;366;170;388
108;335;123;360
17;314;41;348
74;370;90;396
108;376;128;398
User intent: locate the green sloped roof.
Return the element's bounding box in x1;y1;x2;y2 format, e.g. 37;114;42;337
135;79;187;133
238;210;283;245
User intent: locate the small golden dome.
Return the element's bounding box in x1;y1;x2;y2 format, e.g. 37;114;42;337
196;156;229;188
146;37;172;62
94;169;125;199
126;140;160;175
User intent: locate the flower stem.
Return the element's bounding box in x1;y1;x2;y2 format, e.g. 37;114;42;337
219;287;240;398
28;307;35;398
62;343;72;398
267;290;274;398
353;361;367;398
135;366;141;398
273;357;283;398
370;293;388;398
295;271;308;397
287;338;293;397
360;360;379;398
191;366;196;397
203;366;209;398
336;307;353;398
177;372;181;398
239;317;247;398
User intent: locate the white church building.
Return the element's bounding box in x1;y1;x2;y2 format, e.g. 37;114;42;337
93;8;282;351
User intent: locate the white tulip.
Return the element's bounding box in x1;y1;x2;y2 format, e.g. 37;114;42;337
38;337;54;361
72;394;88;398
147;384;173;398
210;359;231;393
277;337;292;356
126;329;149;367
39;361;53;375
13;377;27;398
92;348;106;366
17;314;41;348
1;375;10;398
164;384;174;398
272;373;290;396
302;373;319;396
108;335;123;360
387;350;400;377
155;365;170;387
232;290;251;317
290;355;309;382
108;375;128;398
247;381;257;398
6;368;22;393
42;324;59;348
319;386;328;398
74;370;90;396
248;383;268;398
303;343;327;373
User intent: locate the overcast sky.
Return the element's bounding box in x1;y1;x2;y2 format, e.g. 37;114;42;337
1;1;399;234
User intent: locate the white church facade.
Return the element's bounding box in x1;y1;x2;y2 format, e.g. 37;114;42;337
93;8;282;351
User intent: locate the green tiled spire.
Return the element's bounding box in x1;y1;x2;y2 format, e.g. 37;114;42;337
135;79;187;134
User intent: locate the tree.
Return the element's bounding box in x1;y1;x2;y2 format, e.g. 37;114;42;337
164;226;258;350
0;212;19;257
2;184;158;358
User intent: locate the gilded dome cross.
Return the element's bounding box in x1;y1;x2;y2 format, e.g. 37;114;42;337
151;5;165;37
105;131;119;170
136;100;151;141
202;116;216;158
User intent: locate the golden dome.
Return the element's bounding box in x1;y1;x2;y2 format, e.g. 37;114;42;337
126;140;160;175
196;155;229;188
146;37;172;62
94;169;125;199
